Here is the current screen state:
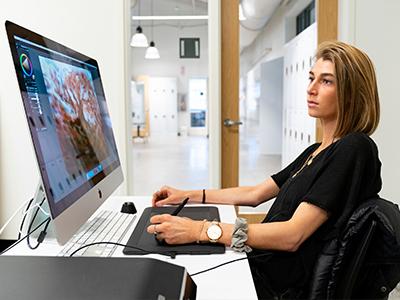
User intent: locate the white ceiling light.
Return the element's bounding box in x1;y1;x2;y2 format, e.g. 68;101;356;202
145;41;160;59
131;0;148;47
144;0;160;59
130;26;149;47
132;15;208;20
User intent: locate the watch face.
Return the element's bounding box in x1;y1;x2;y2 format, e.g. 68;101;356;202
207;224;222;240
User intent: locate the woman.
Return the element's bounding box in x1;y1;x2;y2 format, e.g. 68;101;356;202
147;41;382;298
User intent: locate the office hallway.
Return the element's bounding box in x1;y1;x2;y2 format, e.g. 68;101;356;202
131;135;281;197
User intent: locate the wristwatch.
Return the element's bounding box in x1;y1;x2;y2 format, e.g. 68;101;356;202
206;221;222;243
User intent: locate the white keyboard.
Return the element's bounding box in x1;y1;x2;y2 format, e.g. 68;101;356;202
58;210;136;257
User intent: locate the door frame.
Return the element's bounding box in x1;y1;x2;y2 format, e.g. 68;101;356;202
208;0;222;188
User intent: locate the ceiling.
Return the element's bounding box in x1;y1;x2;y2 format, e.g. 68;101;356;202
131;0;282;51
131;0;208;16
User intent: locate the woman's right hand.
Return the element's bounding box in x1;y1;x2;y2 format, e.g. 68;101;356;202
152;185;188;207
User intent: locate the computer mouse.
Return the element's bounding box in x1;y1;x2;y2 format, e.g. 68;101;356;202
120;201;137;214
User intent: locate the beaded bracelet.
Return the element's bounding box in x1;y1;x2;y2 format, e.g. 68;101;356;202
196;219;207;243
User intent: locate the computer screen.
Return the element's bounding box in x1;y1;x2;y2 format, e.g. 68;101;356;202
5;21;123;245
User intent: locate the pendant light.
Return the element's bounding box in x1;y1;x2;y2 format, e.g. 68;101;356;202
145;0;160;59
145;41;160;59
131;26;148;47
131;0;148;47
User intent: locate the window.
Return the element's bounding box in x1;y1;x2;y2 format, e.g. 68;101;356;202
296;1;315;35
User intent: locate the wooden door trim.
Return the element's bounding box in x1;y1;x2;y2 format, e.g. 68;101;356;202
316;0;338;142
221;0;239;188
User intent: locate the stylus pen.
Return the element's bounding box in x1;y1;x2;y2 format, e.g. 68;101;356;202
171;197;189;216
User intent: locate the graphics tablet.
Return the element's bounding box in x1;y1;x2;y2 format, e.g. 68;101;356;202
123;206;225;255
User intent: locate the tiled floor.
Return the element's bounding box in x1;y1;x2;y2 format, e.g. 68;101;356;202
132;135;209;194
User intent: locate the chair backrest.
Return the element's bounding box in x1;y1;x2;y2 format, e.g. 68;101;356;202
308;197;400;300
333;220;377;298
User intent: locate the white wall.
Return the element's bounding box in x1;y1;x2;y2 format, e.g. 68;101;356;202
339;0;400;205
259;57;283;155
240;4;286;77
0;0;130;239
240;0;314;77
131;23;208;133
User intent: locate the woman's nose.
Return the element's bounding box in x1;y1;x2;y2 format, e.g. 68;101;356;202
307;81;317;95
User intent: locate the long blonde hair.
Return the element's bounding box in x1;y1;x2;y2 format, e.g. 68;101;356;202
316;41;380;137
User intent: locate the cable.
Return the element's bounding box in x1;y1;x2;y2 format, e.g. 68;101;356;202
189;252;274;277
26;197;48;250
70;241;274;277
69;241;178;258
18;202;50;239
0;197;33;236
6;225;276;278
0;217;51;255
18;197;34;239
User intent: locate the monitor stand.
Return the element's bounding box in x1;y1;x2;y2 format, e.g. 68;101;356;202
23;182;55;240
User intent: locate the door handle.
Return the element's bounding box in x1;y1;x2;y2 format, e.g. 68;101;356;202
223;119;243;127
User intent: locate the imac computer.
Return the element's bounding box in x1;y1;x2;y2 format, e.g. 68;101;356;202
5;21;124;245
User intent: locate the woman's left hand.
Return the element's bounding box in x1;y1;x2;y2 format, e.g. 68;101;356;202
147;214;202;245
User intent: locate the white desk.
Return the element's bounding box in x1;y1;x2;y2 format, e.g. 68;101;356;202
7;196;258;300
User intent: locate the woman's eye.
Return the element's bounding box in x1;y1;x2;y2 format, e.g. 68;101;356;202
308;77;314;82
322;79;332;85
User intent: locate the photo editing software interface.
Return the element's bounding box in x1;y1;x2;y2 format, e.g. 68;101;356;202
9;25;121;220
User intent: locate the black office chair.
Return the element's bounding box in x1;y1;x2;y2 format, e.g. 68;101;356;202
308;197;400;300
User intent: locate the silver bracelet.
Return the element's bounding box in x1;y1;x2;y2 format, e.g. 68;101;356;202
230;217;252;253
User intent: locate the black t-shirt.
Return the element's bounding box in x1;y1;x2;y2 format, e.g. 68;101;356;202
250;132;382;296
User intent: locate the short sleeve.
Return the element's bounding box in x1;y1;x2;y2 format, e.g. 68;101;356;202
271;144;318;188
303;134;380;215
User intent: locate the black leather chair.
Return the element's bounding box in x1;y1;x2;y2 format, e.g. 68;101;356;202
308;197;400;299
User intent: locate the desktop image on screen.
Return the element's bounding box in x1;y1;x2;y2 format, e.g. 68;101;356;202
5;21;124;245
